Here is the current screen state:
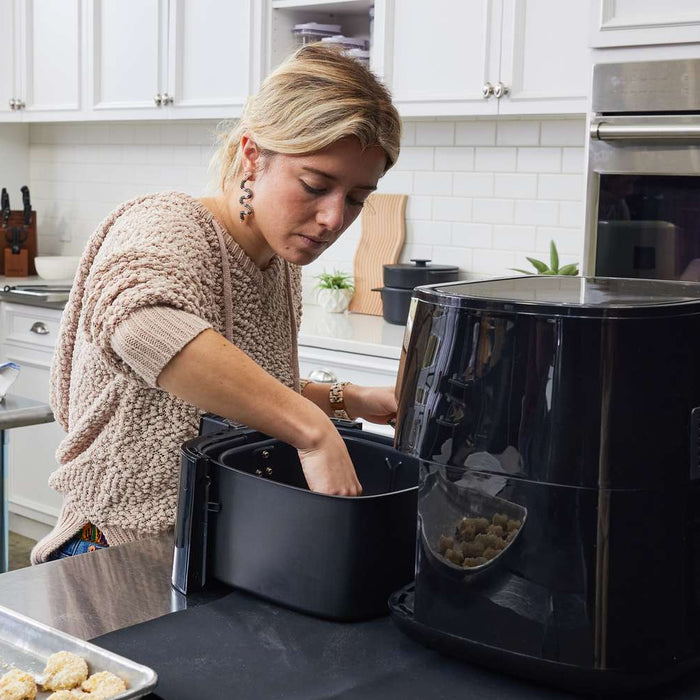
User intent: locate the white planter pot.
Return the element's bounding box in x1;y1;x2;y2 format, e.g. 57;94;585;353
316;287;353;313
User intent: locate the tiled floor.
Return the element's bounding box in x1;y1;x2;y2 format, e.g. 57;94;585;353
9;532;35;571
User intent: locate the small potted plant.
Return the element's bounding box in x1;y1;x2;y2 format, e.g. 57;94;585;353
513;240;579;276
315;270;355;313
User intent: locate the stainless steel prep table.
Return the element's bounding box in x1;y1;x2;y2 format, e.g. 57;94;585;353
2;538;700;699
0;394;54;571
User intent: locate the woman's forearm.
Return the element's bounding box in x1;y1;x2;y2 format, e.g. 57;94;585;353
157;329;330;450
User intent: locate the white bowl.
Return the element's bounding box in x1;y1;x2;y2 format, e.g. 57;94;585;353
34;256;81;281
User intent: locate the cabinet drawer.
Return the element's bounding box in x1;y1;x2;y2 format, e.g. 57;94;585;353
2;303;63;350
298;346;399;387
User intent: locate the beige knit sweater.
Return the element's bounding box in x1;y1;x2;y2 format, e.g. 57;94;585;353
31;192;302;563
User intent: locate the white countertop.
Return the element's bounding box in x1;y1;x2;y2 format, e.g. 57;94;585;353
298;305;405;360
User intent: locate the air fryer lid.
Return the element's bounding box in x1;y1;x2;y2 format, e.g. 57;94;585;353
414;276;700;317
383;259;459;289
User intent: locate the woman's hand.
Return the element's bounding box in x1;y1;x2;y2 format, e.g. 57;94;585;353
344;385;397;425
297;422;362;496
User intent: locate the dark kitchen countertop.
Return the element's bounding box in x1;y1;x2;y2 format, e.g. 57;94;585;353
2;536;700;699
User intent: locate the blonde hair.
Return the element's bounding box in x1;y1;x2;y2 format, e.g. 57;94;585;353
212;44;401;191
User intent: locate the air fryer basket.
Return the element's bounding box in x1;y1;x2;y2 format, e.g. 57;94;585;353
173;421;419;621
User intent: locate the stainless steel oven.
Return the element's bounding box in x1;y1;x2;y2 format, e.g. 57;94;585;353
585;59;700;281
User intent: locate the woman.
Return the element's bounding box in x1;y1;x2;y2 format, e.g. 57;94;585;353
31;44;401;563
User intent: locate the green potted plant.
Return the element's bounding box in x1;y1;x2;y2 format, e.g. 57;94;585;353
315;270;355;313
513;240;579;276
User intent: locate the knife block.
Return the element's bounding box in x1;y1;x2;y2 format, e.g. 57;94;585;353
1;211;37;276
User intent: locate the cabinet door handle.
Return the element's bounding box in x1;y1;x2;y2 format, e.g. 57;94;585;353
154;93;163;106
17;99;25;109
30;321;49;335
162;93;174;105
482;82;494;99
308;368;338;383
9;98;16;110
493;82;510;99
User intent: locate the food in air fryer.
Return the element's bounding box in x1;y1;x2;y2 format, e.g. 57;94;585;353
0;668;37;699
42;651;89;691
437;513;522;568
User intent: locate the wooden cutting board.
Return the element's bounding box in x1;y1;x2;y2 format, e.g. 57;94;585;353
349;193;407;316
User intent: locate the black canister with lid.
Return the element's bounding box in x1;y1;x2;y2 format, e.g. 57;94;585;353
374;259;460;325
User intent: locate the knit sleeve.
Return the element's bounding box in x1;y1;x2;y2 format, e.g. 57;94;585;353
81;197;220;377
111;306;212;388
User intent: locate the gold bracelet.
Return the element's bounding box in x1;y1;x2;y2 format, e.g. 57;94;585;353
329;381;351;420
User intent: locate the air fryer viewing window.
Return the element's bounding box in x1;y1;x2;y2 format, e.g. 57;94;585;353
595;174;700;282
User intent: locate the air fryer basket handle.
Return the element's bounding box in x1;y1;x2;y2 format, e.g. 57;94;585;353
172;452;211;595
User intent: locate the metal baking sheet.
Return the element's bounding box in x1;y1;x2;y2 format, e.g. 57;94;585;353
0;604;157;698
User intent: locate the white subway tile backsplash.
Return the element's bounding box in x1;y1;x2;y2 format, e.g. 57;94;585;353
497;121;540;146
27;115;586;285
431;245;473;271
432;197;472;222
394;147;434;171
562;147;585;173
455;121;496;146
415;121;455;146
517;148;561;173
414;172;452;196
407;220;452;245
492;225;537;251
494;173;537;199
514;200;559;226
405;195;432;220
473;198;515;224
453;172;494;197
472;248;518;275
434;147;474;172
537;173;584;201
559;201;584;228
475;147;517;172
451;222;492;248
540;119;586;146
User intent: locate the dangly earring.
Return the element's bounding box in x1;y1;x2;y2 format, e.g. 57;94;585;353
239;172;253;222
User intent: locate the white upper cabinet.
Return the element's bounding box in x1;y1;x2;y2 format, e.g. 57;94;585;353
499;0;590;115
591;0;700;48
0;0;82;121
86;0;259;120
167;0;256;117
387;0;501;116
385;0;591;116
0;0;20;121
22;0;82;118
87;0;168;117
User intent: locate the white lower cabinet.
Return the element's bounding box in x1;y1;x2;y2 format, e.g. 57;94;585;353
1;303;64;538
298;344;399;439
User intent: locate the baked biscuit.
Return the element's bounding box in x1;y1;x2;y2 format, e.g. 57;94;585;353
0;668;37;699
42;651;89;691
81;670;127;698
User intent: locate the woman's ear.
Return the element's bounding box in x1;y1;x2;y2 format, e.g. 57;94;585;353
240;133;260;178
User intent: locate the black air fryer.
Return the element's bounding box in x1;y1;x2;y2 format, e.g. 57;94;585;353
389;276;700;693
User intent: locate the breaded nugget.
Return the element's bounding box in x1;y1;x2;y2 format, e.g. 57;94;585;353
473;517;490;534
492;513;509;528
42;651;89;691
507;519;522;532
463;556;488;568
444;548;464;565
0;668;37;699
47;691;85;699
81;671;127;699
438;534;454;554
483;547;500;560
456;519;476;541
487;524;504;538
460;540;485;557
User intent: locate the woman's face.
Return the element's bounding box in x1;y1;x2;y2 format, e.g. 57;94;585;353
241;136;387;266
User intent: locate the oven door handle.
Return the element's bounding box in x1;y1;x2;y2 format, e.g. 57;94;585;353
592;122;700;141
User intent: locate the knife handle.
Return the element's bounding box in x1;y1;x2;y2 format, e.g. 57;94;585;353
1;188;9;224
20;186;31;225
